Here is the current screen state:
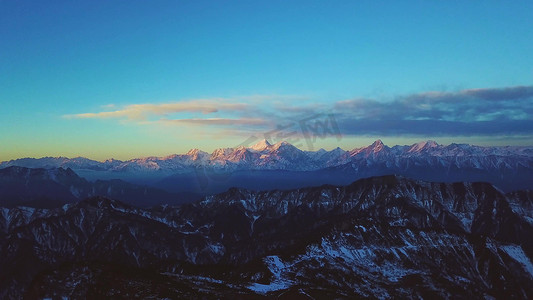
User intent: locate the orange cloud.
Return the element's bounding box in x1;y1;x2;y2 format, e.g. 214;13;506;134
159;118;269;126
64;100;250;121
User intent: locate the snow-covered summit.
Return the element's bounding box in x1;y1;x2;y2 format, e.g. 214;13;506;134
185;149;209;161
249;139;272;152
367;139;386;153
408;140;439;153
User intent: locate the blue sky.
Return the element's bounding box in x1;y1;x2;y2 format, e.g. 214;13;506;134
1;1;532;161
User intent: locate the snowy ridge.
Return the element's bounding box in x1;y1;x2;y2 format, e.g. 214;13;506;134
2;140;532;174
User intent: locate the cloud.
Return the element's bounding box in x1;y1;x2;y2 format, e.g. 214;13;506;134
332;85;533;136
336;119;533;136
463;85;533;101
65;86;533;139
100;103;116;109
159;118;270;126
64;100;250;121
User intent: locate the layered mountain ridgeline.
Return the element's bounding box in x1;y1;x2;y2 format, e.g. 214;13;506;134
0;166;192;208
1;176;532;298
2;140;533;193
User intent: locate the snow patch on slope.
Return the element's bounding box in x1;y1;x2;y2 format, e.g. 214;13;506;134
248;255;293;293
500;245;533;277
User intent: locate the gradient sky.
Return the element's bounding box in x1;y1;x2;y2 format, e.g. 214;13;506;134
1;1;533;161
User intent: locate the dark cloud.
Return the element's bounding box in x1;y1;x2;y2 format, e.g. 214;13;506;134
332;85;533;137
336;119;533;136
463;85;533;101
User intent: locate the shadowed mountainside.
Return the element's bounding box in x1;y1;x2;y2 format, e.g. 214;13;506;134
1;175;532;298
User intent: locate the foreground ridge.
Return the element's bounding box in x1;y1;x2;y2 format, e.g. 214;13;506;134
1;175;532;298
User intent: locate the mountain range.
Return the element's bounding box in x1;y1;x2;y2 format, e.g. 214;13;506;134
3;139;533;173
2;139;532;193
1;175;532;298
0;166;186;208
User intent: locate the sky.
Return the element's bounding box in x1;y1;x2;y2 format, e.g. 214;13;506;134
1;1;533;161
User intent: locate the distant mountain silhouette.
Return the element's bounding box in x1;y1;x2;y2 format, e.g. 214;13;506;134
0;166;193;208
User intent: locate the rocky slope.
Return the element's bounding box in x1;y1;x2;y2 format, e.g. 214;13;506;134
1;175;532;298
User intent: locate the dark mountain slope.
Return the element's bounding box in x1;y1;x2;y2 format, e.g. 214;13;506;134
1;176;532;298
0;166;186;208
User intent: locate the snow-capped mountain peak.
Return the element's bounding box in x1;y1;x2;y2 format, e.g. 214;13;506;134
211;148;234;160
408;140;439;153
185;149;209;161
271;141;293;150
370;139;385;150
249;139;272;152
360;139;388;155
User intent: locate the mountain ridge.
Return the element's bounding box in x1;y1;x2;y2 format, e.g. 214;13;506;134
2;140;533;193
2;139;532;172
0;166;188;208
1;175;533;298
